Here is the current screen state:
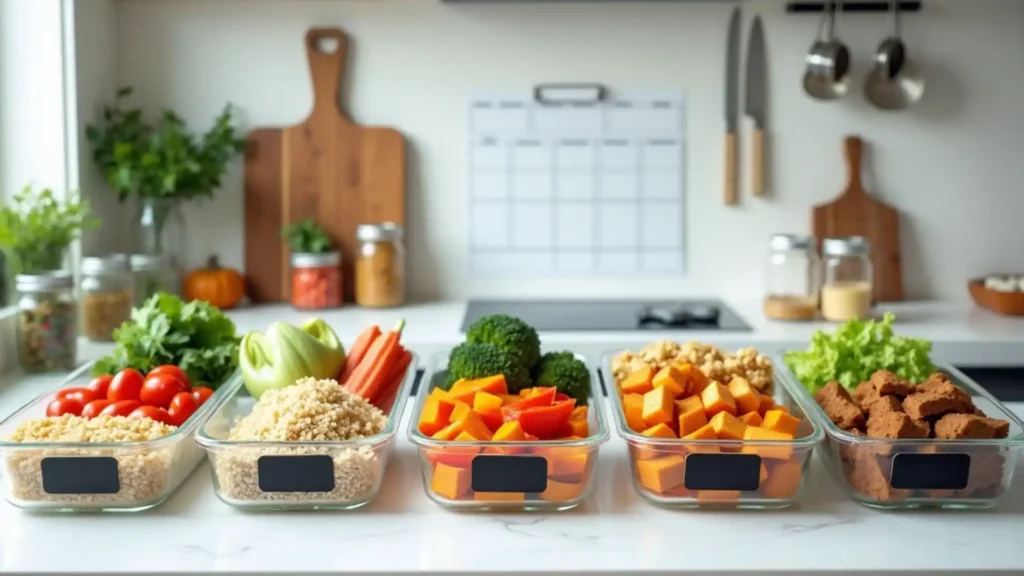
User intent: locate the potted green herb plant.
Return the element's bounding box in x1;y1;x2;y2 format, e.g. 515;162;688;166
85;87;244;272
281;220;341;309
0;185;100;275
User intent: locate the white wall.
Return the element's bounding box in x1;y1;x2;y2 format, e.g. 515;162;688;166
75;0;1024;302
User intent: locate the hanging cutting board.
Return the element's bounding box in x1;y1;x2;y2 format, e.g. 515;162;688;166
244;27;406;303
812;136;903;302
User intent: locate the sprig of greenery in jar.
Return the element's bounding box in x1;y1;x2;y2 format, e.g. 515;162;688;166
282;220;333;254
0;185;100;274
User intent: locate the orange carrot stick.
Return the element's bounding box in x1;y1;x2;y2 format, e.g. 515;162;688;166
345;319;405;396
340;325;381;382
373;354;411;414
372;348;412;405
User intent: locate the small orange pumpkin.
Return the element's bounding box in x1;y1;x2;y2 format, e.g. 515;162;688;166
183;255;245;310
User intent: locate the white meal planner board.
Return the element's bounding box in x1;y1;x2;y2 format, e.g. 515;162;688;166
467;89;686;277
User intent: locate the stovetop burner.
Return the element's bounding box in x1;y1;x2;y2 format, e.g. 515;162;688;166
461;299;751;332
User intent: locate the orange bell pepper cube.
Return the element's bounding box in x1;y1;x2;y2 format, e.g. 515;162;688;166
516;399;577;439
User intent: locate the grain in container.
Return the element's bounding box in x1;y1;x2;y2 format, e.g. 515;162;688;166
80;255;133;342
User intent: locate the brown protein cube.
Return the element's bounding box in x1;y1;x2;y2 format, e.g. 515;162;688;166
934;414;1006;440
864;395;903;417
983;418;1011;439
916;372;954;394
815;381;866;431
853;380;881;410
956;451;1006;498
870;370;915;397
845;450;910;502
867;410;930;439
902;383;975;421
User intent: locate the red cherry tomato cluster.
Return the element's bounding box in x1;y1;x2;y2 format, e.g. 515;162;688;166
46;365;215;427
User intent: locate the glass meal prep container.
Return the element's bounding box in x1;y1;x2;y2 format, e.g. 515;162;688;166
195;353;417;511
775;357;1024;510
0;362;233;512
408;351;609;511
603;351;823;509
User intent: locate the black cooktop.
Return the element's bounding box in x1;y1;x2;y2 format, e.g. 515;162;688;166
461;299;752;332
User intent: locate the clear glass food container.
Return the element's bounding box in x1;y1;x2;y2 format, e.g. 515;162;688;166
15;271;78;373
290;252;342;310
603;351;823;509
764;233;820;322
130;253;180;305
408;351;609;511
195;354;417;511
355;222;406;308
0;362;233;512
80;255;134;342
820;236;873;322
775;357;1024;510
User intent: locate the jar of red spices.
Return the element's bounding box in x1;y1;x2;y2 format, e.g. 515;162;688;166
290;252;341;310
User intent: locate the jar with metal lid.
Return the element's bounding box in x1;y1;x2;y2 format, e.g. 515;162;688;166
80;255;134;342
764;234;821;321
291;252;342;309
16;271;77;373
356;223;406;308
131;253;180;305
821;236;873;322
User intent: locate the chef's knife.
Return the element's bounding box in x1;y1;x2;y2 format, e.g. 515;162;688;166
723;7;741;206
745;15;767;196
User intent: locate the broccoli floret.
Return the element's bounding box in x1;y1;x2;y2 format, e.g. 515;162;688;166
465;314;541;372
532;351;591;405
442;341;531;392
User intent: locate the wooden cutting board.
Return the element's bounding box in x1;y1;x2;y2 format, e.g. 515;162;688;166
244;27;405;303
812;136;903;302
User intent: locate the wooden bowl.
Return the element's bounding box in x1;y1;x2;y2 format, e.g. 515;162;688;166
968;277;1024;316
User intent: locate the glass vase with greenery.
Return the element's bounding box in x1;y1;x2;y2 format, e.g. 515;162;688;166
0;185;100;276
85;87;245;262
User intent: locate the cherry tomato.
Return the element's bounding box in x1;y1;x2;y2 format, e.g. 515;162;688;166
147;365;191;390
191;386;214;406
167;392;198;427
128;405;173;426
107;369;144;402
46;398;83;417
139;374;187;408
57;387;97;406
81;399;113;419
86;375;114;399
100;400;141;417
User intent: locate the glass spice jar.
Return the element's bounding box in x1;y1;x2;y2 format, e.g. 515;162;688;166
763;234;821;321
356;223;406;308
16;271;78;373
130;253;180;306
80;255;134;342
821;236;874;322
291;252;342;310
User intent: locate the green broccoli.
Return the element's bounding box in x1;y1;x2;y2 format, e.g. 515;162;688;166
442;341;531;392
465;314;541;372
532;351;591;405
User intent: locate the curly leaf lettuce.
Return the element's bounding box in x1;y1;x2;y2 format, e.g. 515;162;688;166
783;312;935;393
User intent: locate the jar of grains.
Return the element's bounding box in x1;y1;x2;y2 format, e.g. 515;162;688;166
130;253;179;306
291;251;342;310
763;233;821;321
355;222;406;308
16;271;78;373
821;236;874;322
80;255;134;341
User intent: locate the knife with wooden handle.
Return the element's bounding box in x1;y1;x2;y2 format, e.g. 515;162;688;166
723;7;741;206
745;16;767;197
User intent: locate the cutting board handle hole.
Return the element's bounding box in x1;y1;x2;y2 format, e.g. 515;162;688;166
313;37;340;55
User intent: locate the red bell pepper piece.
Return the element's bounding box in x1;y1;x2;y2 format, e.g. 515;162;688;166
501;387;558;422
554;392;571;403
516;399;576;439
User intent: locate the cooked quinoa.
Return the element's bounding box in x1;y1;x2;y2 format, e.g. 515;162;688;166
212;378;390;507
9;414;177;443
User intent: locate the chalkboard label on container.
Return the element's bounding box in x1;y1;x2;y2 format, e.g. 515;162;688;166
684;453;762;491
257;455;335;493
41;456;120;495
890;453;970;490
471;455;547;493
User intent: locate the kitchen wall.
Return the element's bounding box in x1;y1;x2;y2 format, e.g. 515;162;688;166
74;0;1024;303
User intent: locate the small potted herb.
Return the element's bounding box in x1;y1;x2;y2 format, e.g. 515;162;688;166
85;87;245;272
281;220;341;309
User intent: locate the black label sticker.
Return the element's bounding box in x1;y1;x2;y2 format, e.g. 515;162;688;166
890;453;970;490
684;453;762;491
41;457;120;495
471;455;548;493
257;455;335;493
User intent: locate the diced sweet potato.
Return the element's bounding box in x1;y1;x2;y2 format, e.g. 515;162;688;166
682;423;720;453
676;362;711;395
539;478;585;502
623;393;646;432
431;462;472;500
450;374;509;397
727;377;761;415
427;433;482;467
741;426;793;460
569;419;589;438
760;459;804;499
492;420;525;442
456;412;494;440
621;367;654;395
701;382;737;417
709;411;747;441
570;405;589;422
677;401;708;437
696;490;740;502
642;423;677;439
547;451;591;480
758;394;776;415
653;365;688;397
474;491;524;501
418;397;456;436
636;455;686;494
642;386;675;427
762;409;801;436
739;411;764;427
432;422;462;441
450;401;473;423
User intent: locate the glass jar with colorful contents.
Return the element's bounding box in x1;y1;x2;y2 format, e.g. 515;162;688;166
291;252;342;310
15;272;78;373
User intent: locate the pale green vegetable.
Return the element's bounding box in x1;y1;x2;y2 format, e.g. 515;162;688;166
240;318;346;399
